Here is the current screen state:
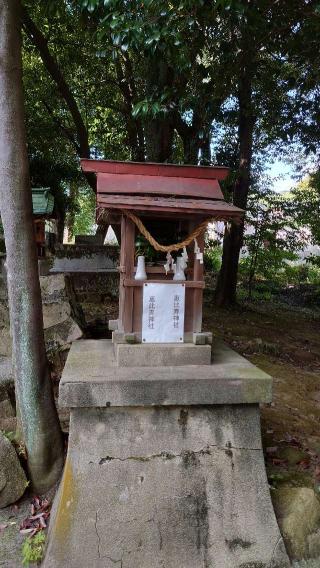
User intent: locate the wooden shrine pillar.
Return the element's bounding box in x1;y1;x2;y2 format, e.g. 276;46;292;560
193;230;205;333
118;215;135;333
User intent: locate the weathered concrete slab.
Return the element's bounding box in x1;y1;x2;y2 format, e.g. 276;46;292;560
44;405;290;567
59;340;272;407
115;342;212;367
50;244;118;273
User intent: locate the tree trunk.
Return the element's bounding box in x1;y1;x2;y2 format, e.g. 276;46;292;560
145;118;174;162
55;202;66;244
182;134;199;165
215;52;255;306
0;0;64;493
66;181;78;241
115;57;145;162
175;109;209;166
144;58;175;162
199;127;211;165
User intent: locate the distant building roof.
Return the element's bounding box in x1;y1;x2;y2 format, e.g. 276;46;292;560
32;188;55;216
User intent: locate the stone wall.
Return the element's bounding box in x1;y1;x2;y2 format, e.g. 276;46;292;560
0;248;120;433
0;262;83;361
0;262;82;430
0;246;121;364
41;273;83;358
52;244;119;272
66;272;119;336
51;244;120;336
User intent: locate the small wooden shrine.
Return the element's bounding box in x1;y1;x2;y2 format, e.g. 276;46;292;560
46;161;288;567
81;159;243;343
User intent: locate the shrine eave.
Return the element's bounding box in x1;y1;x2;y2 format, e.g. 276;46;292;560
97;195;243;220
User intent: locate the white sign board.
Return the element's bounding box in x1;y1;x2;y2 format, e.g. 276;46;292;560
142;283;185;343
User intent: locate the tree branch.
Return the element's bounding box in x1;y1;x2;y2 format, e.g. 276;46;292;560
21;7;97;190
22;9;89;157
41;99;80;154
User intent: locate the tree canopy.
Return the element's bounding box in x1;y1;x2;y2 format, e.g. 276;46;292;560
21;0;320;298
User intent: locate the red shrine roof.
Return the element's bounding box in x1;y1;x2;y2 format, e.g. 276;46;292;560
81;159;243;220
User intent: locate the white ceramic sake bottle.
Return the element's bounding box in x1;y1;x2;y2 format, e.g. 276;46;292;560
135;255;147;280
173;256;186;280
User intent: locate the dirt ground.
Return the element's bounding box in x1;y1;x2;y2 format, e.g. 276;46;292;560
203;293;320;491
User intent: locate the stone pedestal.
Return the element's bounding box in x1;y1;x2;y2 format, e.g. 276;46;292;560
44;340;290;568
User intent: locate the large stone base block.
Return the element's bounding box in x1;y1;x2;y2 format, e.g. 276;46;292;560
44;404;290;568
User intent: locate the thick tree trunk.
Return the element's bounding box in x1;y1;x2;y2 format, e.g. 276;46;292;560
182;134;199;165
144;58;175;162
115;57;145;162
174;109;209;166
145;119;174;162
0;0;63;492
215;54;255;306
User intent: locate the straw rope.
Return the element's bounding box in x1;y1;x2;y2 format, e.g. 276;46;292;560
122;210;211;253
96;206;241;252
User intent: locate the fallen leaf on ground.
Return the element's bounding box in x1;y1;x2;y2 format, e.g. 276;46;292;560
272;458;288;466
297;458;311;469
20;496;51;537
266;446;278;454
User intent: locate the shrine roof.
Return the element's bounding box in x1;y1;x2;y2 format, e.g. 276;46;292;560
80;159;243;220
81;159;229;181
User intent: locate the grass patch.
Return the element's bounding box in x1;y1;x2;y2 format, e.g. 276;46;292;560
22;531;46;566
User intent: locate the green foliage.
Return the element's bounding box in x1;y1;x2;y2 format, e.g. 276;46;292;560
81;0;207;61
21;0;320;266
307;255;320;269
238;175;320;292
1;430;28;461
291;176;320;246
135;235;155;261
1;430;15;443
304;263;320;285
74;0;239;163
239;180;311;292
240;257;320;287
22;531;46;567
282;263;320;286
204;243;222;273
72;188;96;236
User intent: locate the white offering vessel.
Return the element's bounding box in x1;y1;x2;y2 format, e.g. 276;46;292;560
135;255;147;280
164;251;174;275
173;256;187;280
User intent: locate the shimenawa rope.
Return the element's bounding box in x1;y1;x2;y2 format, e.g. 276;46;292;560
122;210;211;253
